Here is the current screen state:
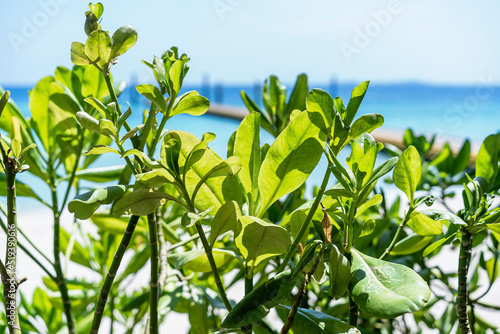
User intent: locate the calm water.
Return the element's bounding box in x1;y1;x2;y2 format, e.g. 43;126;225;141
4;83;500;208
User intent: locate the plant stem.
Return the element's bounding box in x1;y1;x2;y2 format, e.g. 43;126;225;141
50;185;75;334
2;154;21;334
277;164;332;273
457;228;473;334
90;215;140;334
242;265;254;333
280;247;323;334
147;213;159;334
379;208;413;260
157;213;168;295
194;221;232;311
344;251;358;327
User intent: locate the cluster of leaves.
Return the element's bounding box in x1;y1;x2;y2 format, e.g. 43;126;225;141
1;3;500;334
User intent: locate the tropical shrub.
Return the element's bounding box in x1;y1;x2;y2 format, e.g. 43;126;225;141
0;3;499;334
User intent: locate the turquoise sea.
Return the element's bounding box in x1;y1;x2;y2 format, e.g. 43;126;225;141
3;82;500;208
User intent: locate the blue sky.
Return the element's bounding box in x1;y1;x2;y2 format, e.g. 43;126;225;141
1;0;500;86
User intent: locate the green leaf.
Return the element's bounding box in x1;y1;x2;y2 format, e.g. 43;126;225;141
452;139;470;176
58;165;124;183
70;42;91;65
120;124;144;144
210;201;241;246
364;157;398;189
423;232;457;257
111;188;181;217
181;207;212;228
240;91;275;136
233;112;261;209
348;113;384;141
170;249;236;273
90;214;148;234
355;194;382;218
83;145;120;156
164;131;242;213
407;212;443;236
136;84;166;112
418;209;466;226
393;146;421;203
349;248;431;319
258;111;325;216
476;133;500;190
68;185;126;220
486;256;499;283
306;88;334;135
276;306;358;334
285;74;308;116
11;138;21;158
234;216;291;271
170;91;210;117
29;76;79;158
222;270;298;328
110;25;138;59
134;169;175;189
391;234;433;255
344;81;370;126
88;2;103;19
85;30;112;70
76;111;100;133
330;244;351;299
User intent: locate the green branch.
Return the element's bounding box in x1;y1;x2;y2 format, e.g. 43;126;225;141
147;213;159;334
457;228;473;334
90;215;140;333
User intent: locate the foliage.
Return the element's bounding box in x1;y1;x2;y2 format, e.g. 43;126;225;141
0;3;499;334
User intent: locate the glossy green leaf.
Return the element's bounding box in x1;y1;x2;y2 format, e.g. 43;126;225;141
68;185;126;220
285;74;308;115
29;76;79;157
222;270;298;328
134;169;175;189
164;131;242;212
418;209;466;226
355;194;382;218
70;42;91;65
85;30;112;70
169;249;235;273
452;139;470;176
170;91;210;117
112;188;181;217
240;91;275;136
90;214;148;234
83;145;120;156
476;133;500;189
330;244;351;299
120;124;144;144
350;248;431;319
181;207;212;228
393;146;421;203
136;84;166;111
423;232;457;257
210;201;241;246
348;113;384;141
391;234;433;255
276;306;359;334
234;216;290;271
233;112;261;210
110;25;138;59
306;88;334;135
76;111;99;133
58;165;124;183
258;111;325;216
407;212;443;236
344;81;370;126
